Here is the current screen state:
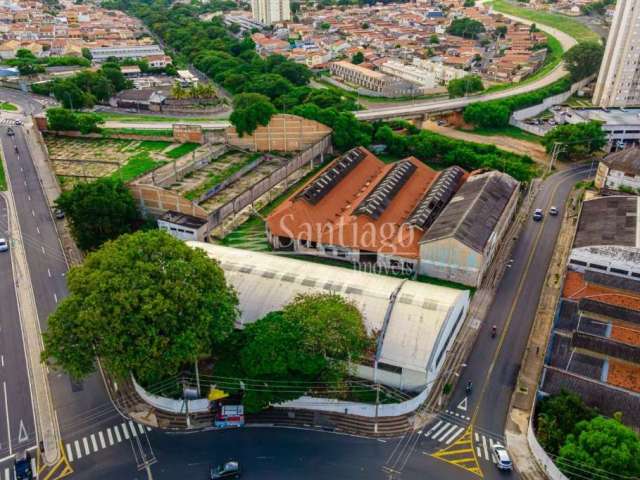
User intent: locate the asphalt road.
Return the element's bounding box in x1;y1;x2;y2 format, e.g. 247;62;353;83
0;194;37;465
0;127;124;442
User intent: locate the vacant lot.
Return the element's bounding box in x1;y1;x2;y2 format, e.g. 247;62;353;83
45;136;200;187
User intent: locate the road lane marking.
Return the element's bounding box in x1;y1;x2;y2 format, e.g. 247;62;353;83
424;420;443;438
434;423;457;442
137;423;145;434
107;428;114;445
73;440;81;460
36;226;40;234
482;435;488;460
82;437;90;455
18;420;28;442
114;425;122;442
3;382;11;455
65;444;73;462
90;434;98;452
429;422;449;440
31;210;34;217
41;246;44;254
445;427;465;445
47;268;51;278
0;355;3;367
53;293;58;303
121;423;130;440
476;446;482;458
128;421;138;437
98;431;106;449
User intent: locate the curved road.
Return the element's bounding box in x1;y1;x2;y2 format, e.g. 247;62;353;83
355;8;577;120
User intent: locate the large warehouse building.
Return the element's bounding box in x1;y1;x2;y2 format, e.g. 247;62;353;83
266;147;519;287
190;243;471;392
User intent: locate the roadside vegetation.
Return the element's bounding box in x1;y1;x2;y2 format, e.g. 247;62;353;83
542;121;606;161
102;127;174;137
0;102;17;111
535;390;640;480
164;142;199;159
461;125;543;144
489;0;602;43
0;152;6;191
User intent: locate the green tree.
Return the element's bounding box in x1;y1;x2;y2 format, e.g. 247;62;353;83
463;101;510;128
81;47;92;60
542;121;607;161
55;178;142;251
42;230;239;385
463;0;475;6
76;112;103;134
447;17;485;39
447;75;484;98
245;73;293;100
563;42;605;82
495;25;508;38
558;416;640;480
536;390;597;455
46;107;79;131
351;51;364;64
320;21;331;30
239;293;370;412
429;34;440;44
273;61;311;86
230;92;276;136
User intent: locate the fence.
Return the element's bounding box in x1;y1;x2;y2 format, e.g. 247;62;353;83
195;154;263;204
509;76;595;135
132;376;209;414
145;144;227;188
207;134;332;229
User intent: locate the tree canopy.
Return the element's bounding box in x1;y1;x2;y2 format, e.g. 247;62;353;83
46;108;103;133
55;178;142;251
563;42;605;82
447;75;484;98
447;17;485;39
229;93;276;137
238;293;370;412
351;51;364;64
542;121;607;161
42;230;239;385
558;416;640;480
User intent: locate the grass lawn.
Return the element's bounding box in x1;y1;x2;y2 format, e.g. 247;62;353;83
112;151;167;183
102;127;174;137
100;112;229;123
0;102;17;111
0;152;6;191
461;125;543;143
184;153;261;201
165;142;199;159
489;0;601;43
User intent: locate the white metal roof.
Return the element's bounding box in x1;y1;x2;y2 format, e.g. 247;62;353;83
189;243;469;373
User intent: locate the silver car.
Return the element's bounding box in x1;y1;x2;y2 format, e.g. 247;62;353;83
0;238;8;252
491;444;513;471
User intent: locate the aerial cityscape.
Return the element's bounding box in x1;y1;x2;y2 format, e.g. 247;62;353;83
0;0;638;478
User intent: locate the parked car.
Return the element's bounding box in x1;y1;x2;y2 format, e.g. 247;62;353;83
53;208;65;219
533;208;544;221
491;444;513;471
210;461;241;479
0;238;8;252
549;206;559;216
436;120;447;126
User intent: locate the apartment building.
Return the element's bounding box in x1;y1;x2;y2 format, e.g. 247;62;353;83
329;60;421;97
90;44;165;62
593;0;640;107
250;0;290;26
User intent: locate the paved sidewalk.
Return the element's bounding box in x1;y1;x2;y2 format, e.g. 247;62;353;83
505;186;583;479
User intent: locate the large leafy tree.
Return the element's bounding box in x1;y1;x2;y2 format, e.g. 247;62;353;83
55;178;142;251
238;293;371;412
42;230;238;385
536;390;597;455
447;75;484;98
447;18;485;39
229;92;276;137
558;416;640;479
542;121;607;161
563;42;605;82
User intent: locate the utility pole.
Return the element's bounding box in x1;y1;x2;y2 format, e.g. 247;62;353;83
374;382;380;434
195;359;201;397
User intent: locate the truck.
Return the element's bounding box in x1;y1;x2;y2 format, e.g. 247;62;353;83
213;405;244;429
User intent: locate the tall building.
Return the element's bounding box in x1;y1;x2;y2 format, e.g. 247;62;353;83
250;0;290;26
593;0;640;107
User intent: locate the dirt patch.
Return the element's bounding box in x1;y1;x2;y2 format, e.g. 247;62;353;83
422;121;550;166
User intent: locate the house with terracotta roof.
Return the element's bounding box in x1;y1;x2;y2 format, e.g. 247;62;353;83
266;147;520;286
541;194;640;425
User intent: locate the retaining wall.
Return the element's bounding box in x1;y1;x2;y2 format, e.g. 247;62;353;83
527;418;569;480
132;377;209;413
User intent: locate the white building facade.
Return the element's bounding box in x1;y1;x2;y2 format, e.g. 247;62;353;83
593;0;640;107
250;0;290;26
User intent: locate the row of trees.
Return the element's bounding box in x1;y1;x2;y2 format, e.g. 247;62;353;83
536;390;640;480
6;49;90;76
46;108;103;134
32;63;130;109
373;121;538;181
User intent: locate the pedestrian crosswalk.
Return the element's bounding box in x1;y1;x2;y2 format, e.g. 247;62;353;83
64;421;152;463
421;417;505;465
0;118;17;126
444;409;471;421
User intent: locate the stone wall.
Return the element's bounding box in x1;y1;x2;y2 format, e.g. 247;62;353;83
129;183;207;220
173;123;204;144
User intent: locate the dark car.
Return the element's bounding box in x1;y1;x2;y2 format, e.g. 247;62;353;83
533;208;544;222
210;461;240;479
7;126;14;136
53;208;65;219
15;452;33;480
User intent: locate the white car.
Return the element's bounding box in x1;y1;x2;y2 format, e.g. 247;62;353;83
0;238;8;252
491;444;513;471
549;206;559;216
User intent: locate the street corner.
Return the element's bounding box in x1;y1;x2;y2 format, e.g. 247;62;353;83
431;426;483;478
36;442;73;480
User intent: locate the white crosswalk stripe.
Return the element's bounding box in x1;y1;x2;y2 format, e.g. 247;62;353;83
4;467;10;480
64;422;153;463
422;417;467;445
471;432;506;463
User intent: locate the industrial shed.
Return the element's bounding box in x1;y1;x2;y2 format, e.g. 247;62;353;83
190;243;470;392
418;171;519;287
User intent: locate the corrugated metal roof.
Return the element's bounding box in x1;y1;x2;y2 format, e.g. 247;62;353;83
574;196;638;249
